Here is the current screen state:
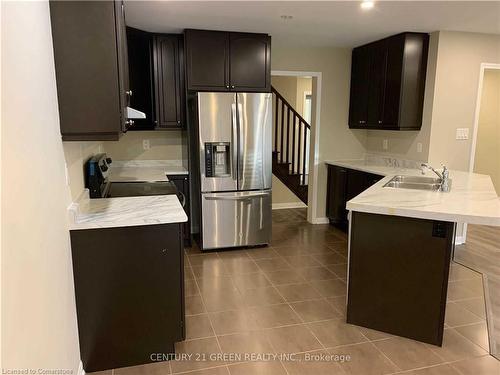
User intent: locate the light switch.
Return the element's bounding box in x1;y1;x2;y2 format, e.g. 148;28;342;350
143;139;150;150
382;139;388;150
417;142;423;153
456;128;469;140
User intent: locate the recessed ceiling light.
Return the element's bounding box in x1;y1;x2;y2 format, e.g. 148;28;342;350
361;1;375;10
280;15;293;20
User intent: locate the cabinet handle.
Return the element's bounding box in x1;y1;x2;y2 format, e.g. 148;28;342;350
359;120;366;124
126;90;133;97
161;248;167;254
177;120;181;124
126;119;134;127
231;85;235;89
226;85;230;89
378;120;382;124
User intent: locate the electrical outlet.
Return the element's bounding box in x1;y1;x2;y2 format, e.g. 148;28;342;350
382;139;388;150
456;128;469;140
143;139;150;150
417;142;423;153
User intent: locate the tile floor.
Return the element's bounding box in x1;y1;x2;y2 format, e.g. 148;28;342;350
91;209;499;375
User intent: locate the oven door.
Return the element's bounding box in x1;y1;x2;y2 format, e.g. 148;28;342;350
201;190;271;250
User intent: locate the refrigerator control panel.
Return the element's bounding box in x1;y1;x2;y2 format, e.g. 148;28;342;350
205;142;231;177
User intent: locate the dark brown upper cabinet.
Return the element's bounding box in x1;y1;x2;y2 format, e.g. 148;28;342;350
185;29;271;92
153;35;186;129
126;27;154;131
50;1;133;141
348;32;429;131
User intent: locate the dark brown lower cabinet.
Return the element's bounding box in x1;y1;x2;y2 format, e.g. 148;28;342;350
347;212;455;346
70;223;185;372
168;174;191;246
326;165;383;231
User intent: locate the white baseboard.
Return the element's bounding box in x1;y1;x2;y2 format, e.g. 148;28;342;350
272;202;307;210
311;217;329;224
455;235;465;245
78;361;85;375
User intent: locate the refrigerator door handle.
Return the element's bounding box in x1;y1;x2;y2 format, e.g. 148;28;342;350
204;193;269;201
237;101;244;187
231;103;238;181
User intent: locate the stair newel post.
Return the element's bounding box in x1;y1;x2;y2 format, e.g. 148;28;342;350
291;115;296;175
286;107;291;167
274;94;279;152
280;101;285;163
302;123;307;185
297;119;302;181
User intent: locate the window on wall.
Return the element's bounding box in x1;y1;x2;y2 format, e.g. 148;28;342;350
303;92;312;124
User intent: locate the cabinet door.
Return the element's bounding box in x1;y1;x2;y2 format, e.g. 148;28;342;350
153;35;185;129
364;172;384;189
185;30;229;91
229;33;271;92
346;169;369;201
114;0;131;132
381;34;405;128
50;1;123;140
349;46;370;127
366;41;388;127
70;224;184;372
127;27;154;130
168;175;191;246
327;166;348;225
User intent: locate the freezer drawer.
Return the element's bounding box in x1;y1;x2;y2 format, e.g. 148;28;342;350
201;190;271;250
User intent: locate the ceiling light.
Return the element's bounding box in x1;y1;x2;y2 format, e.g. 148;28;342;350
361;1;374;10
280;15;293;20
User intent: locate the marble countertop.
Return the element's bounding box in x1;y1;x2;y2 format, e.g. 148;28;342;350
325;159;500;226
69;193;187;230
108;160;188;183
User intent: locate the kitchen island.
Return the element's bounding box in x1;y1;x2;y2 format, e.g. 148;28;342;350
326;159;500;358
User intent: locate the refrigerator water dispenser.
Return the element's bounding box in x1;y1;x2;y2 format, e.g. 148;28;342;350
205;142;231;177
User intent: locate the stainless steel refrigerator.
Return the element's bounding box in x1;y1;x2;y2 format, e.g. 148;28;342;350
198;92;272;250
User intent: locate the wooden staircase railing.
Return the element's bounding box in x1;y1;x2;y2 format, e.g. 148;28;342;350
271;85;311;204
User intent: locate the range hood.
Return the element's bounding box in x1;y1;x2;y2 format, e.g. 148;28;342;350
127;106;146;119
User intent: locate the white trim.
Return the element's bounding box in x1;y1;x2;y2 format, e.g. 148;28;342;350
310;217;329;224
455;235;466;246
271;70;322;226
464;62;500;242
272;202;307;210
78;361;85;375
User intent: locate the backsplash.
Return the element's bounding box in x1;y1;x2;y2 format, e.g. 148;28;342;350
364;153;424;170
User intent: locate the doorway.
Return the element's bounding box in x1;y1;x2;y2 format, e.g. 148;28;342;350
270;71;322;224
464;63;500;241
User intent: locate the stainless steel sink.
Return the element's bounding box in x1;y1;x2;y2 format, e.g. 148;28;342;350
383;175;450;191
390;175;441;184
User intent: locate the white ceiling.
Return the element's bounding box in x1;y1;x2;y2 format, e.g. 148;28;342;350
124;1;500;48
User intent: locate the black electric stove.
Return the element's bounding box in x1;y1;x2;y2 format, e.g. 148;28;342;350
85;153;183;205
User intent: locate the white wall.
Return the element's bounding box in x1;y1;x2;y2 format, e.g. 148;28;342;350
474;69;500;194
1;1;80;372
428;31;500;171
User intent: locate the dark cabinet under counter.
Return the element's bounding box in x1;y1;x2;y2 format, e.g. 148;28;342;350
168;174;191;246
326;164;383;230
347;212;455;346
70;223;185;372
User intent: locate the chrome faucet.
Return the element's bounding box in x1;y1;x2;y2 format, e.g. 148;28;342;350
420;163;451;192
